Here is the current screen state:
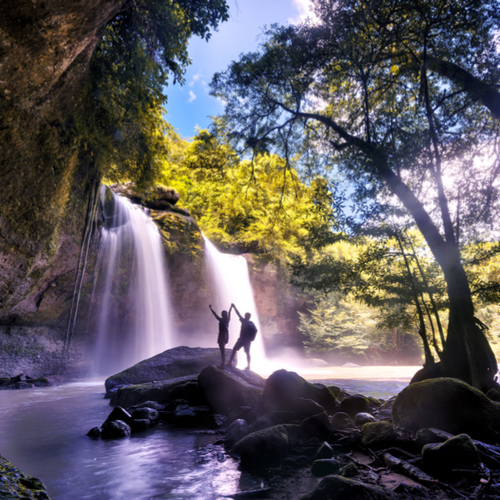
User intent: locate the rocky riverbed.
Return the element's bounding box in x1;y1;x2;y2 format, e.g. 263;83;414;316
78;347;500;500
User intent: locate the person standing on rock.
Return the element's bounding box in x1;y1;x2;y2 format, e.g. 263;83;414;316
227;303;258;371
209;304;232;369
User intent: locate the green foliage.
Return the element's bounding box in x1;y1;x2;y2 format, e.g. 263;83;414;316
73;0;229;190
162;129;335;259
299;291;421;362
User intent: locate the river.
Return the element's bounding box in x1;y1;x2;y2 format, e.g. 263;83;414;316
0;366;418;499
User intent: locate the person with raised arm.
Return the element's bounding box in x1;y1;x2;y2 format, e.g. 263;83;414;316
209;304;232;369
227;303;258;371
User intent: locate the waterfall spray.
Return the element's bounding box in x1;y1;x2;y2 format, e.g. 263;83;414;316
203;235;267;370
91;190;175;374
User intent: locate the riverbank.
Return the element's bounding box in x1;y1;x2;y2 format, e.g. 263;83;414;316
0;369;415;500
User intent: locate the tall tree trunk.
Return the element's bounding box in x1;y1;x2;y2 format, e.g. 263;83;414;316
383;169;497;390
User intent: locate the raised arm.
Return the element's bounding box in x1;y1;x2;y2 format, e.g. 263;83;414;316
209;304;221;321
231;303;242;319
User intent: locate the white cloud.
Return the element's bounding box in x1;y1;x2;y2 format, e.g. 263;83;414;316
189;72;204;87
188;90;197;102
288;0;318;24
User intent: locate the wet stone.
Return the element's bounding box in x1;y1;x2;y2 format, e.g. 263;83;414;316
331;412;355;430
311;458;341;477
101;419;131;439
339;462;359;478
130;419;150;433
354;412;376;426
315;441;335;459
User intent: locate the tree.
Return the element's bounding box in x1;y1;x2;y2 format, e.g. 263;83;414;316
75;0;229;190
161;129;335;258
211;0;500;389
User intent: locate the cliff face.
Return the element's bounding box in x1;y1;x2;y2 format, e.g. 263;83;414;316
0;0;123;373
0;0;122;318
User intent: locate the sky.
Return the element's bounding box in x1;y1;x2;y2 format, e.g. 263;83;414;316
165;0;314;138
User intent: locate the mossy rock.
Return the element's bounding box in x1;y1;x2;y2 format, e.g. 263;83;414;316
392;377;500;443
232;424;291;468
0;454;51;499
259;369;339;414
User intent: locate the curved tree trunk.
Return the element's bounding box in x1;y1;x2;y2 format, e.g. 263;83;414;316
383;169;498;390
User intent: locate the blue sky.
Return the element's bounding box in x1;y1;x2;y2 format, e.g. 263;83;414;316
165;0;313;138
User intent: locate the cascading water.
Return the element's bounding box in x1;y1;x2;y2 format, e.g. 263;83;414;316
91;189;175;374
203;235;266;370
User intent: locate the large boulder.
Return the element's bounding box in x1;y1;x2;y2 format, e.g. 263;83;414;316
197;365;265;415
232;425;292;468
259;370;339;414
110;375;196;407
422;434;481;477
105;347;230;396
392;377;500;443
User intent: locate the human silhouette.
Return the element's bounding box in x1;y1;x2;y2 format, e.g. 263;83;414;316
209;304;232;369
227;303;257;370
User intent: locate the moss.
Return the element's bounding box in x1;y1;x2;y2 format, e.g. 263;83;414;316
0;454;51;499
152;211;204;258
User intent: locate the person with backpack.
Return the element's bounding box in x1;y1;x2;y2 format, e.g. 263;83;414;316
209;304;233;370
227;303;258;371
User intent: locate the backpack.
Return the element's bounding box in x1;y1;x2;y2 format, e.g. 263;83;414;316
247;321;258;341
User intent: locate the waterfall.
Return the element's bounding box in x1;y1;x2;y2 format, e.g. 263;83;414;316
203;235;266;370
91;189;174;374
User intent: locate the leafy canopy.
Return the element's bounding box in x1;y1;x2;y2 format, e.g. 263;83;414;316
74;0;229;189
161;129;335;259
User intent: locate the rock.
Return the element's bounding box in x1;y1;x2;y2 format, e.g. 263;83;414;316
300;475;396;500
87;427;101;438
226;419;250;445
311;458;341;477
105;347;232;396
301;412;331;440
167;380;207;406
288;398;327;419
422;433;481;477
260;370;338;415
249;414;277;433
198;365;265;415
392;377;500;442
340;394;370;418
105;406;132;425
331;412;356;430
226;406;259;426
327;385;344;401
129;401;165;411
101;420;131;439
361;421;397;450
172;404;211;428
375;409;392;420
487;388;500;402
232;425;291;468
354;412;376;426
130;419;150;433
416;428;454;449
110;375;196;407
131;407;159;424
339;462;359;477
315;441;335;459
0;454;51;500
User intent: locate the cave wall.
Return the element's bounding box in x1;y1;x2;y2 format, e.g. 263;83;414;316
0;0;125;377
